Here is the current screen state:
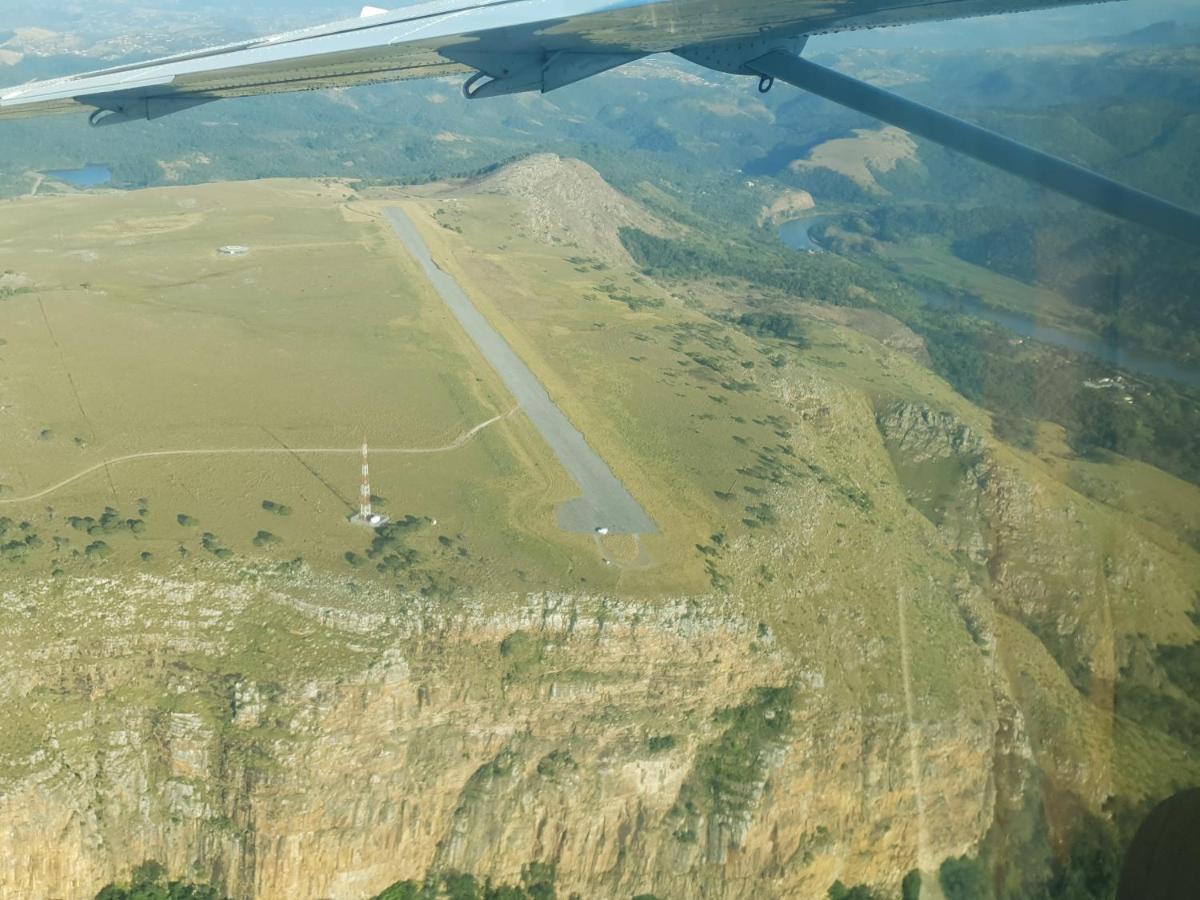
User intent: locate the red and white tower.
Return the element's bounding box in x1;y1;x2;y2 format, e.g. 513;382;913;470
350;436;389;528
359;437;372;520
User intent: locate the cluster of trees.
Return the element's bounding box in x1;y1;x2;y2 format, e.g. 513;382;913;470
99;861;561;900
620;226;911;311
94;861;222;900
821;803;1129;900
0;516;42;563
733;312;811;349
252;530;281;547
1118;629;1200;752
68;507;145;536
200;532;233;560
681;686;794;824
372;863;556;900
825;871;921;900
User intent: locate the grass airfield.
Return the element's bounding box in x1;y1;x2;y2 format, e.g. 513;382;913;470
1;175;832;596
0;179;617;591
3;172;1196;612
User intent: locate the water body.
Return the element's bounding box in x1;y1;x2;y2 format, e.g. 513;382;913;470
44;164;112;188
776;219;1198;388
778;216;829;252
918;291;1200;389
384;207;657;536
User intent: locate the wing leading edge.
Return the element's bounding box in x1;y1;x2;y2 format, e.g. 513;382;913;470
1;0;1093;122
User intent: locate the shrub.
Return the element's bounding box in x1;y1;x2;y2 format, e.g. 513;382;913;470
939;855;989;900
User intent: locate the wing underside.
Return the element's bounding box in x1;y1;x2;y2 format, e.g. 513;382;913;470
0;0;1091;121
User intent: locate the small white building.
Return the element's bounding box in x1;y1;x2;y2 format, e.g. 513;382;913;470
218;245;249;256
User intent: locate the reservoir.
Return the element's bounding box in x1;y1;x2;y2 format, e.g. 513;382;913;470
45;164;112;188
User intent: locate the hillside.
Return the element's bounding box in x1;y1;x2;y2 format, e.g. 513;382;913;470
464;154;670;264
0;165;1196;899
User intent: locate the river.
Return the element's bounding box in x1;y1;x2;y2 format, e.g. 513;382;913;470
778;217;1199;389
778;216;828;252
918;291;1200;389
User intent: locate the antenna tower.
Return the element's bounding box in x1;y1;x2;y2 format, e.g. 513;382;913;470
350;436;389;527
360;437;372;520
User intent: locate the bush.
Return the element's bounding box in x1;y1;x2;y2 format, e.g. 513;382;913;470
735;312;811;348
940;855;989;900
827;881;885;900
92;859;223;899
536;750;577;778
85;541;110;559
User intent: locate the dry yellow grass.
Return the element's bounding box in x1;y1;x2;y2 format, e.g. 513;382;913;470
789;126;918;193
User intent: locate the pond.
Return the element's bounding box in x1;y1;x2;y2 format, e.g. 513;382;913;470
44;164;113;188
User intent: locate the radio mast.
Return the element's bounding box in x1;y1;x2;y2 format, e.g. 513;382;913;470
350;436;389;527
360;438;372;520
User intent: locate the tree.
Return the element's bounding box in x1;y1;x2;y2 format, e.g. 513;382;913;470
132;861;166;886
372;881;425;900
85;540;110;559
940;855;989;900
902;869;922;900
827;881;884;900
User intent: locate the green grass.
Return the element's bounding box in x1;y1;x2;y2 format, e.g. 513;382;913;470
0;181;629;591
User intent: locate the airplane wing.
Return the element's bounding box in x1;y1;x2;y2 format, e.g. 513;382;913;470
0;0;1090;123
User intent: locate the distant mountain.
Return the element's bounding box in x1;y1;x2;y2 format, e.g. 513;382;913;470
1101;20;1200;46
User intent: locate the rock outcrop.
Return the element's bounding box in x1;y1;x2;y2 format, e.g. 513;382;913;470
468;154;668;264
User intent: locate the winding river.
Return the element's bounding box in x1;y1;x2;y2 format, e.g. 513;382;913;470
779;217;1199;389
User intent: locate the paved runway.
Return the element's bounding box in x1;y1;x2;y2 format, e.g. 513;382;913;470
385;207;656;536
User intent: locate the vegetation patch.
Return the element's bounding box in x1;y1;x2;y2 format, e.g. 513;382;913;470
670;685;794;838
372;863;556;900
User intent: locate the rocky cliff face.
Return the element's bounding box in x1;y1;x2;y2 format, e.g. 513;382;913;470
876;399;1200;812
0;574;1002;900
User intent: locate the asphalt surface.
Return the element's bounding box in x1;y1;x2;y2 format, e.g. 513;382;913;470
385;207;657;536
